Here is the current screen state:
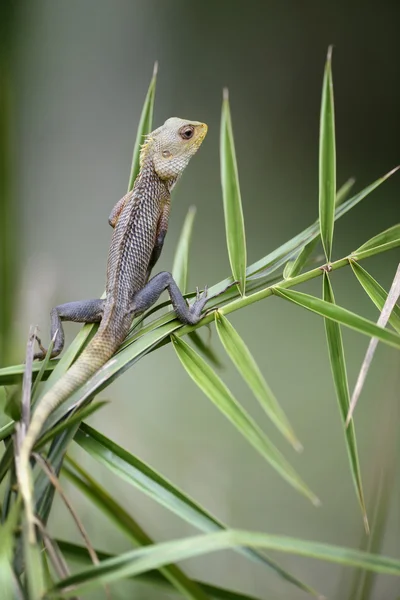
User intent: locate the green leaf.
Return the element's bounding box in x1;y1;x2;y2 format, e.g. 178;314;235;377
57;540;264;600
322;273;368;530
214;312;301;451
188;331;223;369
273;287;400;349
172;335;318;505
172;206;197;293
350;261;400;333
23;521;46;600
35;400;109;449
248;167;396;282
50;529;400;597
0;501;20;599
319;46;336;262
127;61;158;192
335;177;356;207
74;423;318;596
220;88;247;294
63;459;209;600
353;224;400;260
284;178;355;279
30;334;55;403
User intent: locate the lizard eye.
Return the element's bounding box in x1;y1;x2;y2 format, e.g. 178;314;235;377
179;125;195;140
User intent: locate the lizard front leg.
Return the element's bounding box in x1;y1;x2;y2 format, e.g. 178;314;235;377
108;191;132;228
130;272;210;326
35;299;105;360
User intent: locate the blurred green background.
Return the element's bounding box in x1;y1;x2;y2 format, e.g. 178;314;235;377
2;2;400;599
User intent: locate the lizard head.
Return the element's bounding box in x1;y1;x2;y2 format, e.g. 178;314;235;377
141;117;208;182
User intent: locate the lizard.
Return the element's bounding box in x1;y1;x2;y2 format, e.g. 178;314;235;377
16;117;218;542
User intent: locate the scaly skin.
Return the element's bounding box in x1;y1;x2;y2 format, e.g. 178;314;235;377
17;118;209;542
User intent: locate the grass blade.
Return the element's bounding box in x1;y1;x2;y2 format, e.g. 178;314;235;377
215;312;301;451
74;423;319;596
51;530;400;597
346;263;400;425
249;168;396;282
58;540;264;600
172;336;318;505
319;46;336;262
220;88;247;294
23;521;46;600
127;61;158;192
273;287;400;349
352;223;400;260
64;459;209;600
0;501;20;599
350;261;400;333
322;273;368;530
172;206;197;292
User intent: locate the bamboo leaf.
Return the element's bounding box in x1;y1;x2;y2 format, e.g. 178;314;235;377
273;287;400;349
74;422;319;596
57;540;263;600
248;167;396;282
220;88;247;294
350;261;400;333
0;501;20;599
319;46;336;262
127;61;158;192
23;521;46;600
35;401;109;449
172;206;197;293
63;459;209;600
285;178;355;279
215;312;301;451
352;224;400;260
322;273;368;530
172;336;318;505
50;530;400;597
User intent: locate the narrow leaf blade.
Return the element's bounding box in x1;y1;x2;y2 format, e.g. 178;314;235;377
172;206;197;293
127;62;158;192
350;261;400;333
74;423;319;596
51;530;400;597
322;273;368;530
273;287;400;349
319;46;336;262
220;89;247;294
215;313;301;450
172;336;318;504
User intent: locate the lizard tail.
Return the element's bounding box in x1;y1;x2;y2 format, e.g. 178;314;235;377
17;335;116;543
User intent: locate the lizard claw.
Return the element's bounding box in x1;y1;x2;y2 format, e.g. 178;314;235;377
34;335;47;361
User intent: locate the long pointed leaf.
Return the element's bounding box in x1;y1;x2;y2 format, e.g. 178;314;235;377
172;206;197;293
273;287;400;349
319;46;336;262
215;312;301;450
63;459;209;600
220;89;246;294
74;422;319;596
57;540;263;600
350;261;400;333
51;530;400;597
322;274;368;530
127;61;158;192
172;336;318;505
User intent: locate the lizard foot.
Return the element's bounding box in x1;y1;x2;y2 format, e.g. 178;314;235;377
33;335;47;361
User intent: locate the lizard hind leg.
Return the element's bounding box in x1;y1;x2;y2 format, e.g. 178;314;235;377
35;298;105;360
